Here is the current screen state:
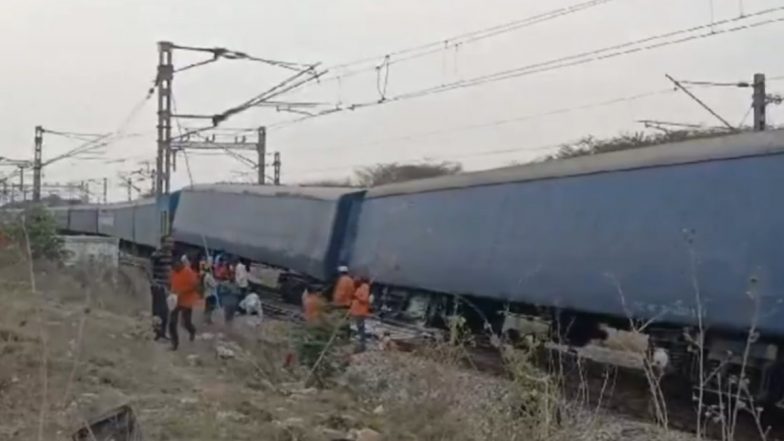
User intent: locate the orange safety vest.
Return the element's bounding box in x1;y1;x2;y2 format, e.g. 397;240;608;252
350;283;371;318
171;266;200;308
303;291;325;323
332;275;355;307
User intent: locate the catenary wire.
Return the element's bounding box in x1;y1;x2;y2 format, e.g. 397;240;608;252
266;8;784;131
287;88;681;175
319;0;619;83
288;88;676;155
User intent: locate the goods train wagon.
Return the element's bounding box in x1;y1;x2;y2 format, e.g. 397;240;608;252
171;184;363;281
345;129;784;401
348;130;784;334
97;202;136;242
67;205;100;235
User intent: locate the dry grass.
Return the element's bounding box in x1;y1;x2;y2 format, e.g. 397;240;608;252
0;244;751;441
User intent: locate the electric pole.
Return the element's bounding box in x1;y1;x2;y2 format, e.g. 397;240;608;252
80;180;88;203
155;42;174;198
33;126;43;201
103;177;108;203
753;73;766;131
18;166;25;201
257;127;266;185
273;152;281;185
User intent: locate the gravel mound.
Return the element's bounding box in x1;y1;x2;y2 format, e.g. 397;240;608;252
346;350;696;441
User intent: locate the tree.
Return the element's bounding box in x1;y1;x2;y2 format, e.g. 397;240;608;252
354;161;462;187
298;178;357;188
3;206;65;260
541;128;739;162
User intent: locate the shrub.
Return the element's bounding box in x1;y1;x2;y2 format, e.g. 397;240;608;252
2;206;65;261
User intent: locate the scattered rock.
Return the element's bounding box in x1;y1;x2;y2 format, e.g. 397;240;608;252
217;410;249;423
280;381;305;392
179;397;198;405
186;354;201;366
237;400;274;422
246;377;275;391
372;405;384;415
352;428;381;441
215;344;236;359
199;332;215;341
323;414;358;431
319;426;350;440
283;416;305;426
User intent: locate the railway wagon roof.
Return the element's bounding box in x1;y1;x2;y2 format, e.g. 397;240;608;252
182;183;359;201
367;129;784;198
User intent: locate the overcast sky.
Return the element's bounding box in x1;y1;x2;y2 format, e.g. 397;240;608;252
2;0;784;201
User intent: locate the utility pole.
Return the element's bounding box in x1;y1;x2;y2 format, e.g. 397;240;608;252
33;125;43;202
753;73;766;131
126;178;132;201
1;180;7;204
103;177;108;203
18;166;25;202
155;42;174;198
80;180;88;203
257;127;266;185
273;152;281;185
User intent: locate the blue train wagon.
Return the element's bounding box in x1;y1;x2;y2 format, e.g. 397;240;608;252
172;184;363;289
345;130;784;402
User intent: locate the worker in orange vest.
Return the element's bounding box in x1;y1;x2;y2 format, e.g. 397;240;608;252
332;266;354;309
169;259;200;351
350;277;372;352
302;284;326;324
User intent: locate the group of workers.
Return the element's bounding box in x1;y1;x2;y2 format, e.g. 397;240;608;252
149;236;373;353
149;236;253;351
302;265;372;352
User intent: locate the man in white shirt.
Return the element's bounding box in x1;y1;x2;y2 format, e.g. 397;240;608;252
234;259;249;296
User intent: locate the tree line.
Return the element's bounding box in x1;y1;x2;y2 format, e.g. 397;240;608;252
302;128;742;188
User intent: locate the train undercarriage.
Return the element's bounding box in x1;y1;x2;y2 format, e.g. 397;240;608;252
369;285;784;409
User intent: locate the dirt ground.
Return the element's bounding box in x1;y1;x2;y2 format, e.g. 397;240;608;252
0;255;700;441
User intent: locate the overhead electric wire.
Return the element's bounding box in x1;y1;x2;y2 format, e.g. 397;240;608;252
43;92;150;168
268;6;784;131
170;94;258;171
392;6;784;101
287;88;678;175
0;88;156;185
290;87;676;155
170;64;327;141
320;0;619;83
170;43;316;72
679;79;751;87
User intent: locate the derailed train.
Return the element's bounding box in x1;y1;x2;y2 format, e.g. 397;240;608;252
48;129;784;403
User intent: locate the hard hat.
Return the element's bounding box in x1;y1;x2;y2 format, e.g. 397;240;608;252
337;265;349;273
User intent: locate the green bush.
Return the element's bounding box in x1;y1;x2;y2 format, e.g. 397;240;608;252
3;206;65;261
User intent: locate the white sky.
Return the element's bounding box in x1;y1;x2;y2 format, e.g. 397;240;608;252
2;0;784;201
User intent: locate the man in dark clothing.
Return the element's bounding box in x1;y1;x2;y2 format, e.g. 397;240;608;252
150;236;173;341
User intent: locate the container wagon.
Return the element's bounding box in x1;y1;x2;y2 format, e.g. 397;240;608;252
345;129;784;404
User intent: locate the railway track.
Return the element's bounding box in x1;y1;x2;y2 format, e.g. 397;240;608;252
258;292;780;441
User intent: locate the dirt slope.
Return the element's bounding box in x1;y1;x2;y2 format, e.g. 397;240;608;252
0;257;699;441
